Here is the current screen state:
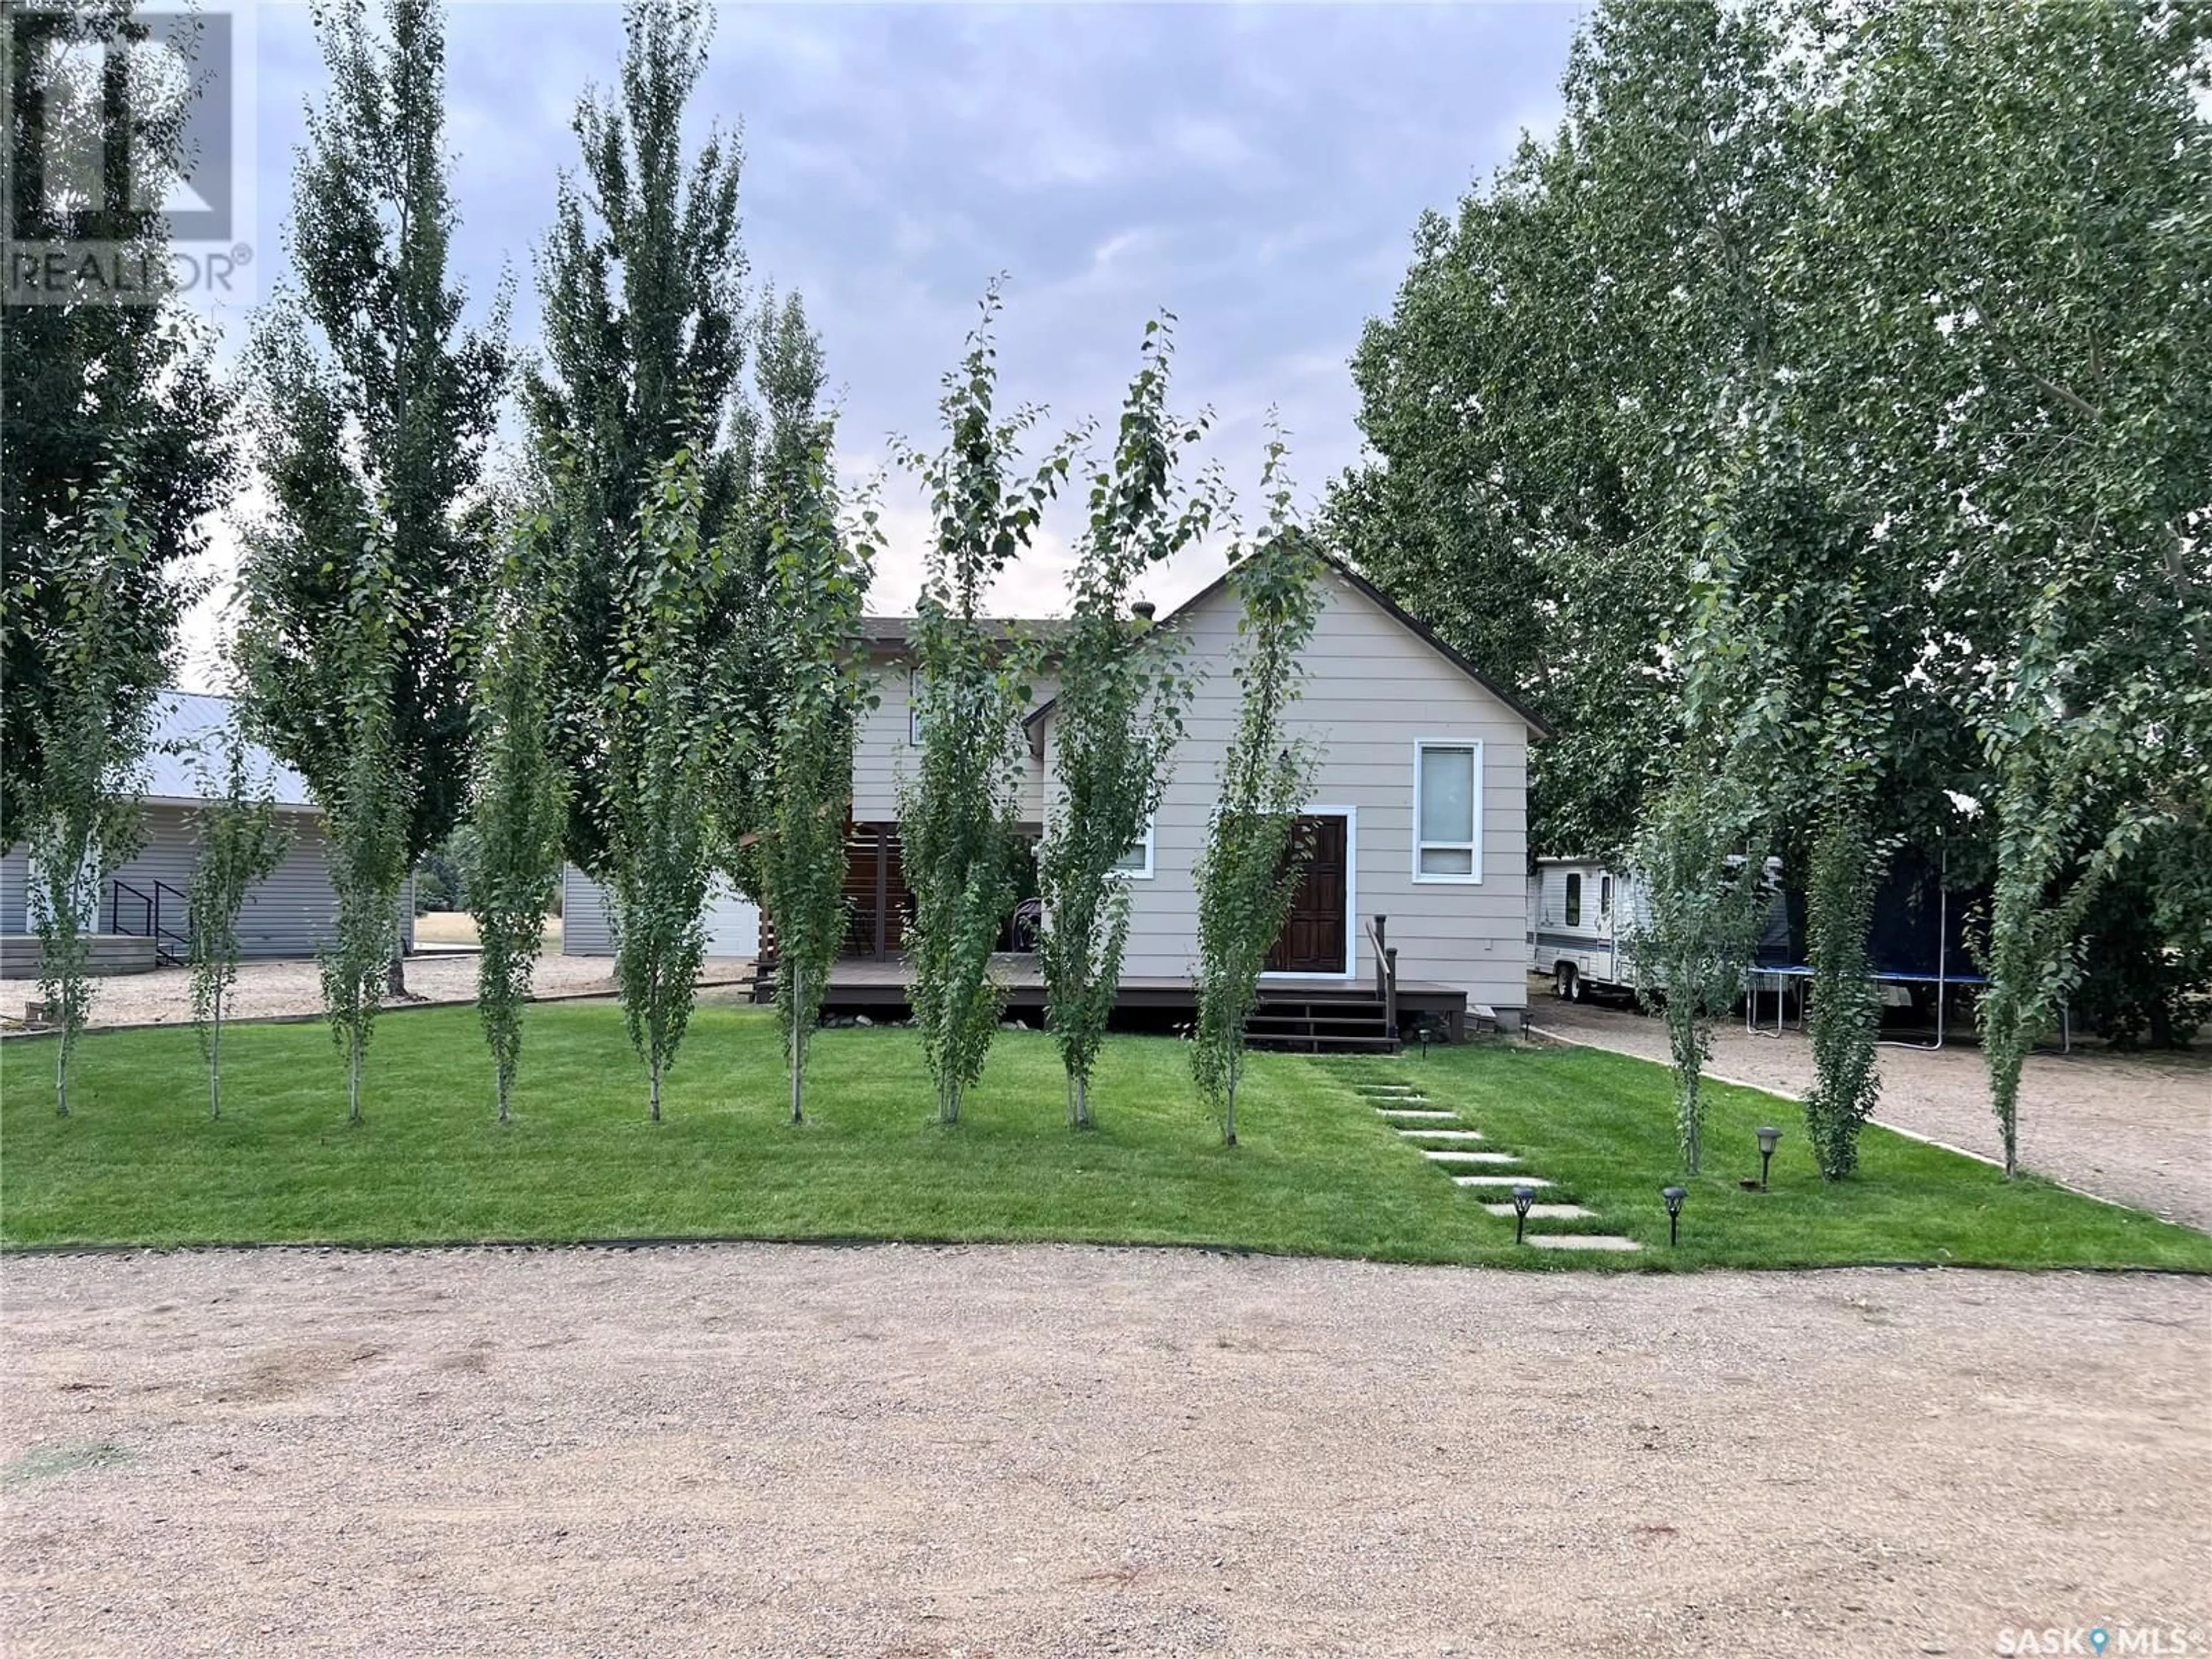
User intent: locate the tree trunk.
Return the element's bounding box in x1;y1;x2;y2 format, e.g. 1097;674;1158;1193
1069;1071;1092;1131
55;1037;69;1118
650;1056;662;1123
496;1067;509;1125
209;988;223;1120
789;965;805;1125
1223;1060;1239;1148
347;1027;364;1123
941;1078;961;1127
386;945;407;999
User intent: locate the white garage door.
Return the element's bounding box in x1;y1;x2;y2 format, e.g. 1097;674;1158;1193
699;877;761;956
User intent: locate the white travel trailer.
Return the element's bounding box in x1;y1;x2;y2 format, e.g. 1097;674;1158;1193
1527;857;1642;1001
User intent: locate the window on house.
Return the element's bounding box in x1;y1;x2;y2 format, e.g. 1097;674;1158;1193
908;667;923;745
1109;816;1156;879
1600;875;1613;919
1565;873;1582;927
1414;741;1480;880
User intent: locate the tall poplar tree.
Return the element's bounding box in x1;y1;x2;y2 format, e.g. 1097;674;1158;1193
23;471;158;1117
1039;317;1218;1130
525;0;756;880
895;289;1081;1127
236;0;508;1016
1191;440;1322;1149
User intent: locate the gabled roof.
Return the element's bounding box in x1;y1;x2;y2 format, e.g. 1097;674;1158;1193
143;691;317;811
1020;549;1551;750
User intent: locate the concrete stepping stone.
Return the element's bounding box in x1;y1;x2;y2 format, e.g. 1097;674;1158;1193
1527;1233;1643;1252
1453;1175;1551;1188
1376;1108;1458;1120
1421;1149;1519;1165
1397;1127;1485;1141
1480;1202;1593;1219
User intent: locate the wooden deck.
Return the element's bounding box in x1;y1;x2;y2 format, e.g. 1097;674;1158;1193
757;953;1470;1041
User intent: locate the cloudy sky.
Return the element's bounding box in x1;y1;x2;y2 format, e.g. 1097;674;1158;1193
188;1;1586;682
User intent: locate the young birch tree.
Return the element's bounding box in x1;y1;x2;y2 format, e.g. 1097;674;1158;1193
604;452;723;1122
461;518;567;1124
758;448;880;1126
24;473;160;1116
1191;441;1321;1148
895;289;1081;1126
1040;317;1219;1130
186;733;291;1120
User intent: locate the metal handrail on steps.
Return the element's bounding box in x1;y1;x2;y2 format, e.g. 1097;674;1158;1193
1366;914;1399;1040
106;877;190;966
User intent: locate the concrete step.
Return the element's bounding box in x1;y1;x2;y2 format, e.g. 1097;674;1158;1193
1480;1202;1593;1219
1453;1175;1552;1189
1397;1128;1485;1141
1527;1234;1643;1252
1420;1150;1519;1165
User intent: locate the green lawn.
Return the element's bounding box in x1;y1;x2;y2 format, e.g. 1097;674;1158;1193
2;1003;2206;1270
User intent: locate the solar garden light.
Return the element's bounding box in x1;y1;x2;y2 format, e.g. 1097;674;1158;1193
1419;1024;1432;1061
1510;1184;1536;1245
1661;1185;1688;1247
1755;1125;1782;1191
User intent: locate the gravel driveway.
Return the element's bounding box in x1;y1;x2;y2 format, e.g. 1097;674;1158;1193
1528;996;2212;1234
5;1244;2206;1658
1;955;755;1033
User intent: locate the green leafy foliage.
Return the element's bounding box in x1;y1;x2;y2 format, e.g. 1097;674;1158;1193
236;0;509;1006
312;517;412;1125
525;0;759;880
1039;316;1219;1130
1623;775;1770;1175
23;472;158;1117
0;1;233;844
757;360;880;1127
1191;440;1322;1148
603;451;726;1122
893;287;1080;1127
1802;815;1881;1180
461;518;567;1124
185;732;291;1121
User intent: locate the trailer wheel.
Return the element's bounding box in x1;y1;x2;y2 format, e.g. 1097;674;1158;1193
1554;963;1580;1002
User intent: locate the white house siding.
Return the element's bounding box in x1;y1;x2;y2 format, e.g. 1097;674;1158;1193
559;865;759;957
0;845;26;934
1047;569;1533;1016
852;654;1058;827
561;865;615;956
4;805;411;959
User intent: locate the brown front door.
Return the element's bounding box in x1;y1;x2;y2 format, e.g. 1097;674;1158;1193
1266;814;1348;975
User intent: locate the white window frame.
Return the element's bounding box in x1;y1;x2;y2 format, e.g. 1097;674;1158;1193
1411;739;1483;884
908;666;923;746
1108;814;1157;881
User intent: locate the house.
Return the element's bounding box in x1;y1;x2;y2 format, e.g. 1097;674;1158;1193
0;691;411;975
740;552;1546;1041
561;867;760;959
